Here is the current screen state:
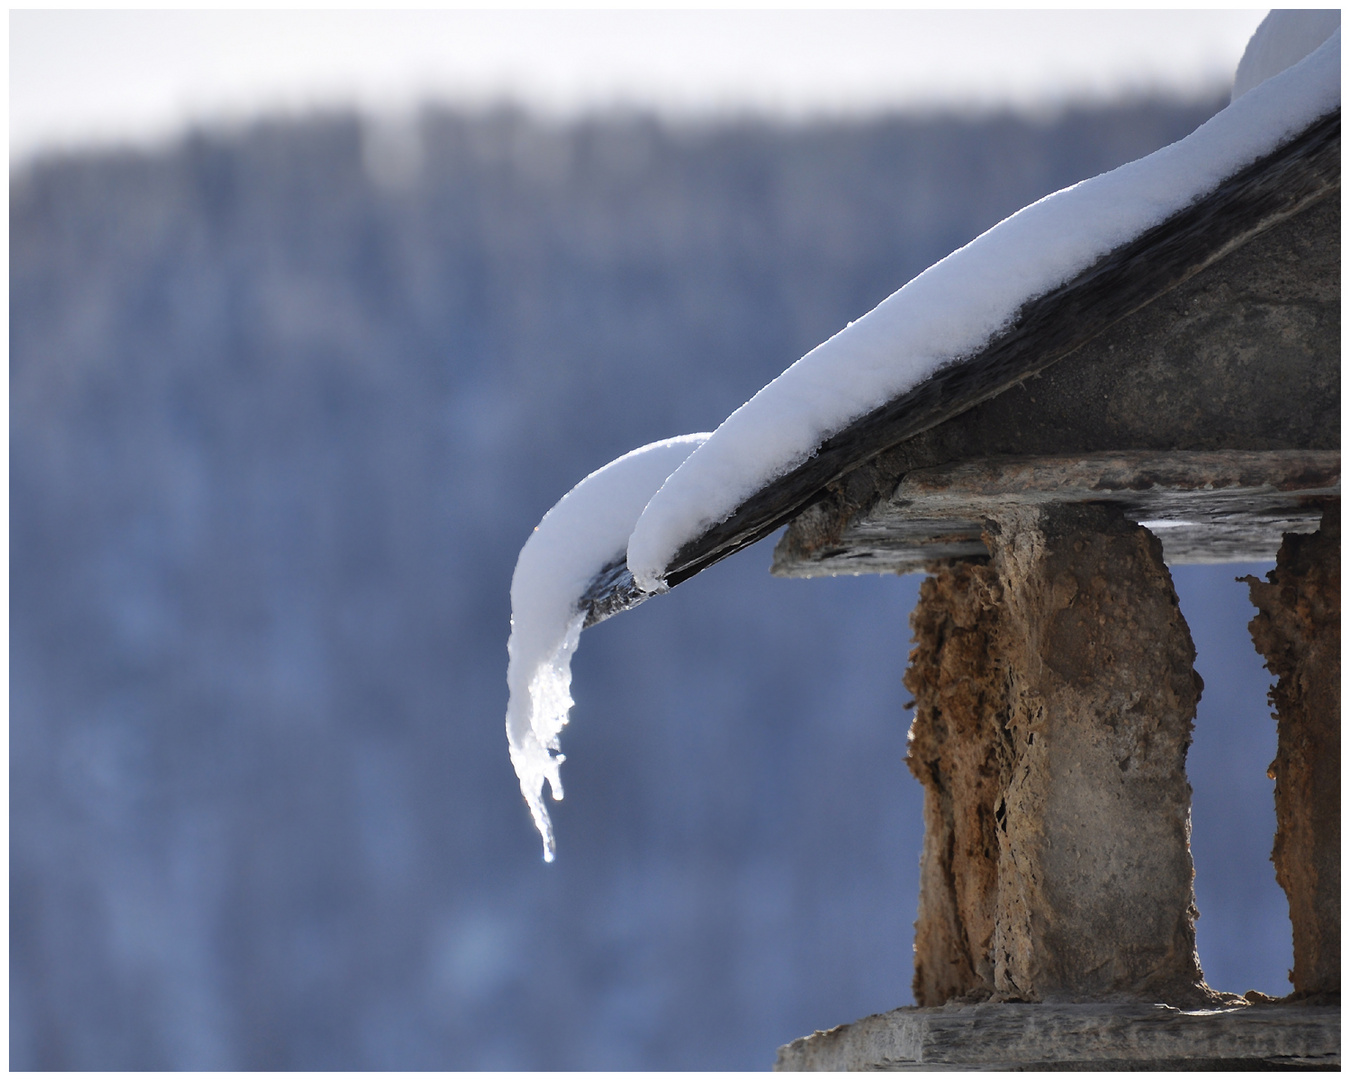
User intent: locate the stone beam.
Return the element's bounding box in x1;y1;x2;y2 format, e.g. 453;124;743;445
775;1001;1341;1070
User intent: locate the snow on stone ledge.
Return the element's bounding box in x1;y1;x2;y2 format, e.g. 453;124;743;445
506;433;710;861
624;27;1340;594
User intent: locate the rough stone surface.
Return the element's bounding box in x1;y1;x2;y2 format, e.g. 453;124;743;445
905;563;1010;1006
774;1002;1341;1071
983;503;1207;1005
900;505;1215;1009
1244;503;1341;1001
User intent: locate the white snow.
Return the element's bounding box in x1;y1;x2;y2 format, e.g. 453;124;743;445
624;28;1340;593
1232;9;1340;102
506;433;711;861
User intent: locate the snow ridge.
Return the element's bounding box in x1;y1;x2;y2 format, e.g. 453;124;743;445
1232;9;1340;102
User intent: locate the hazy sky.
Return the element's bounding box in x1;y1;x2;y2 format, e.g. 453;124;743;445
12;9;1272;162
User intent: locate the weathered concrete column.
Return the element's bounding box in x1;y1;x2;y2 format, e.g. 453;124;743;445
905;561;1010;1006
1244;503;1340;1002
905;502;1211;1006
985;503;1206;1003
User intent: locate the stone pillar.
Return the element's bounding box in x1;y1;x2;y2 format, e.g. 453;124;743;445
905;502;1210;1006
985;503;1206;1003
905;561;1010;1006
1244;503;1340;1002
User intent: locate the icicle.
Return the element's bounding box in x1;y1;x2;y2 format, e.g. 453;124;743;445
505;433;709;860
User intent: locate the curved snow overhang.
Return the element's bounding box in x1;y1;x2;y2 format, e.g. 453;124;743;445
581;107;1340;628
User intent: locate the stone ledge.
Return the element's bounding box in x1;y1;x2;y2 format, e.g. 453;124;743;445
772;450;1340;578
774;1002;1340;1071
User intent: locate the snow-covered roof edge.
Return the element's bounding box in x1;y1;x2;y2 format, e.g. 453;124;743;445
617;27;1340;601
640;109;1341;599
504;20;1340;861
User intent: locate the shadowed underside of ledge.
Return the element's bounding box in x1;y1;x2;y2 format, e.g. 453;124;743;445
772;450;1340;578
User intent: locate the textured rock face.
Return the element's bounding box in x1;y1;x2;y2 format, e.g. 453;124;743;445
905;504;1210;1006
1245;504;1341;1001
988;503;1207;1004
905;562;1010;1006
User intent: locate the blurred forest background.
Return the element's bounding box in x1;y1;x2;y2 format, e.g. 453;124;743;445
11;96;1295;1069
